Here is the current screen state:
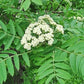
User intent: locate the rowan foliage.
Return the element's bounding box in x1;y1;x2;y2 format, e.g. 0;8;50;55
0;0;84;84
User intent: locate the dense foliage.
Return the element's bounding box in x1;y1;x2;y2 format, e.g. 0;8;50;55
0;0;84;84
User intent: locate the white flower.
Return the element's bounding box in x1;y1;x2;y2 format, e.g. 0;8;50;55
72;16;84;21
38;34;45;42
24;34;27;38
48;17;56;25
33;27;42;35
31;38;39;47
21;37;27;45
38;14;57;26
44;15;50;18
44;33;54;40
25;28;31;34
38;16;44;20
34;22;40;26
36;12;38;15
32;36;37;40
48;28;53;33
50;21;57;25
77;16;82;21
24;34;32;41
56;24;64;34
24;43;31;50
38;24;43;28
48;38;54;45
26;34;32;41
28;23;35;28
73;16;76;19
41;26;49;32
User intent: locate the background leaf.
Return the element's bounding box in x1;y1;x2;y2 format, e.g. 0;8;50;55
22;53;30;67
69;53;76;73
20;0;31;11
0;20;7;32
32;0;42;5
6;57;14;76
14;55;20;71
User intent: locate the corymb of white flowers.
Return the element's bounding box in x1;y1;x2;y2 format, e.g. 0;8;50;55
21;15;64;50
69;16;84;21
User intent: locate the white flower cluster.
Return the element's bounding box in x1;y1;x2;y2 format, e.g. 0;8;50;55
38;15;57;25
75;16;84;21
56;24;64;34
38;15;64;34
69;16;84;21
21;15;64;50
